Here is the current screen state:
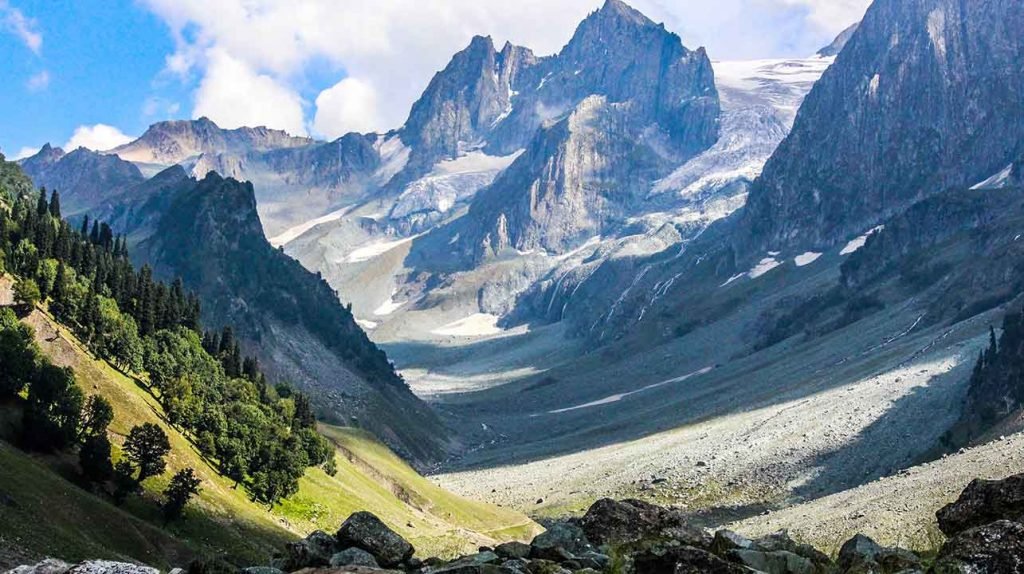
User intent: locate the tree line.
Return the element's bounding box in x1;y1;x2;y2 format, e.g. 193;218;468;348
0;184;335;509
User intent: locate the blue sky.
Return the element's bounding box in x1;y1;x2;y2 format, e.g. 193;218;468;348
1;0;869;159
0;0;181;157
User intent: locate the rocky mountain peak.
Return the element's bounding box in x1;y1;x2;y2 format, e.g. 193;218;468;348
817;22;860;57
739;0;1024;257
111;116;313;166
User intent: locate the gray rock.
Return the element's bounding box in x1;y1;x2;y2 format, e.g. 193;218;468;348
336;512;415;568
710;529;757;556
240;568;285;574
579;498;710;548
755;531;831;567
936;474;1024;537
931;520;1024;574
633;545;749;574
728;549;814;574
7;559;73;574
282;530;338;570
530;522;592;561
330;548;379;569
494;541;531;560
65;562;159;574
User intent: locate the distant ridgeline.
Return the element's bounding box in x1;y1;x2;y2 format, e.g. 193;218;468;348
0;158;335;508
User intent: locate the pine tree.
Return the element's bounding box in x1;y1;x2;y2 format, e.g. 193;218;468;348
48;189;61;219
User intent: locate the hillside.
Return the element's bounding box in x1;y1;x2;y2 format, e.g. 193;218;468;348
0;276;539;568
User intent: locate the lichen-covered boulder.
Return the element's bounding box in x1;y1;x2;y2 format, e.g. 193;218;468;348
529;522;592;561
931;520;1024;574
336;512;414;568
330;548;379;569
579;498;709;548
937;474;1024;537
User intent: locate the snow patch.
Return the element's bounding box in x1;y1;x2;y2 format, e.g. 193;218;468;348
431;314;503;337
971;164;1015;190
795;252;822;267
270;205;353;247
841;226;885;256
868;74;880;98
374;291;406;316
749;257;781;279
544;367;713;415
347;236;415;263
355;319;379;330
373;135;411;185
927;9;947;59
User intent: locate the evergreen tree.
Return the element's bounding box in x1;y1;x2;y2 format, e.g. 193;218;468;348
48;189;61;219
78;395;114;440
162;468;202;521
79;433;114;485
123;422;171;482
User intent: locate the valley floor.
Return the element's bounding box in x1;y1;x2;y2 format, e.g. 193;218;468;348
386;262;1007;547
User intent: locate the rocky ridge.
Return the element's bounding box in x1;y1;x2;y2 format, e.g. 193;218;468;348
16;475;1024;573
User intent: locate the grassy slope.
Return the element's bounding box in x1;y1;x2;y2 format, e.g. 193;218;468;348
0;294;539;567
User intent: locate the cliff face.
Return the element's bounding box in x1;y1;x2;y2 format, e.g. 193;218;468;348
740;0;1024;256
409;0;721;267
129;173;448;463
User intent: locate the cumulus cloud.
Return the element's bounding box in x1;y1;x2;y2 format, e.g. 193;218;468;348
13;146;41;160
64;124;135;152
313;77;381;139
192;48;307;135
0;1;42;54
140;0;870;136
25;69;49;91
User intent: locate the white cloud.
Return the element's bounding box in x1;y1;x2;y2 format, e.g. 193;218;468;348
25;69;49;91
192;48;307;135
12;146;40;160
140;0;871;136
0;1;42;54
64;124;135;152
313;77;381;139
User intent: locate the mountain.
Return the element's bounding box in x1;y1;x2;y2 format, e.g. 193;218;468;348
817;22;860;57
739;0;1024;256
124;172;448;464
19;144;145;215
110;116;314;168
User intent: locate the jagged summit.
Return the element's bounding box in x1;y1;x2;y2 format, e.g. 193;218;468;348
111;116;314;166
596;0;655;28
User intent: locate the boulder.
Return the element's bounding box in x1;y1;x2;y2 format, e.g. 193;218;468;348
283;530;339;570
837;534;883;571
728;549;814;574
7;560;73;574
755;531;831;567
936;474;1024;537
430;565;520;574
65;562;159;574
330;548;378;569
579;498;709;547
710;530;757;556
633;546;749;574
529;523;592;561
836;533;921;574
336;512;414;568
931;520;1024;573
241;568;285;574
494;541;531;560
522;560;570;574
290;564;401;568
